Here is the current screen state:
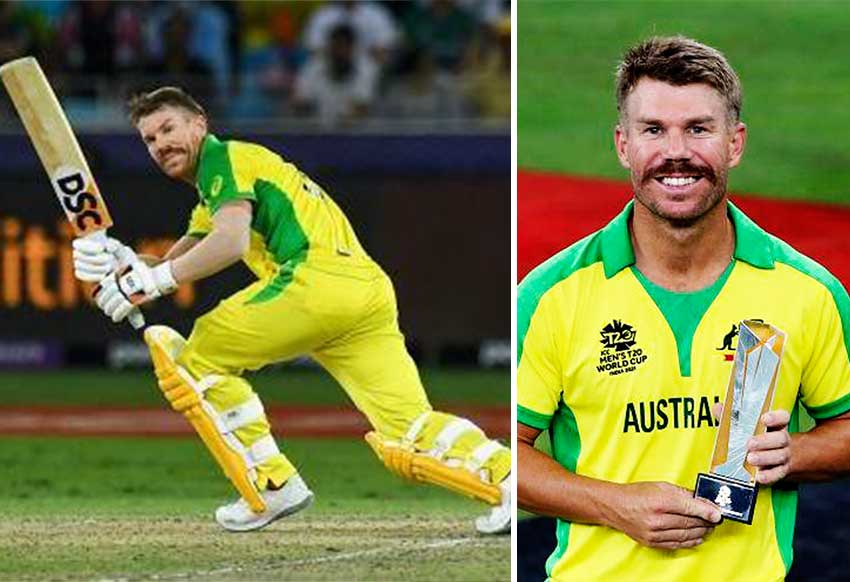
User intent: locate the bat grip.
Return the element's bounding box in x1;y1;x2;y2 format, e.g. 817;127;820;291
86;230;146;329
128;310;146;329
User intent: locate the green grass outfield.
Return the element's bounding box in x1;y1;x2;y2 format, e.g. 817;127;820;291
519;1;850;204
0;368;508;580
0;366;508;406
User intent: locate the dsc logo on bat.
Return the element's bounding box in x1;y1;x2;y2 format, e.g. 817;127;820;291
51;166;109;235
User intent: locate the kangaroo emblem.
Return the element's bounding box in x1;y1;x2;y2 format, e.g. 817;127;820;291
717;324;738;350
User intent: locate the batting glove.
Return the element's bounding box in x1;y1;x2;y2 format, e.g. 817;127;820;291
93;261;177;323
72;236;138;282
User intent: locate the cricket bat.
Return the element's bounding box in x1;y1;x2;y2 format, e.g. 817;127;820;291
0;56;144;328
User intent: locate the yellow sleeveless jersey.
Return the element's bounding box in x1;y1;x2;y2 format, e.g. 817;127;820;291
518;201;850;582
187;134;377;302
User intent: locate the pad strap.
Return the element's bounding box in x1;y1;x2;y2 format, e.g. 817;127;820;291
465;440;505;473
432;418;480;459
196;374;223;394
176;369;221;396
220;396;266;433
199;399;278;474
247;435;280;468
403;411;432;446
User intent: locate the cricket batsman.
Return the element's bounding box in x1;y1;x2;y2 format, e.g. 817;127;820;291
71;87;511;534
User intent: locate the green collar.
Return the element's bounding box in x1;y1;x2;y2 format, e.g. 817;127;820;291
194;133;220;189
600;199;775;278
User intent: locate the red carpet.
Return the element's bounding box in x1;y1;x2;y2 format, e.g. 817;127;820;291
518;169;850;288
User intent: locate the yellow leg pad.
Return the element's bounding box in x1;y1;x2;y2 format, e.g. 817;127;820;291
145;326;266;514
365;432;501;505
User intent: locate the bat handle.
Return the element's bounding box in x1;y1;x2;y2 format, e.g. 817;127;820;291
128;309;146;329
87;230;146;330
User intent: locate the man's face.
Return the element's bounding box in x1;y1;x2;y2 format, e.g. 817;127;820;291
615;78;747;226
137;106;207;182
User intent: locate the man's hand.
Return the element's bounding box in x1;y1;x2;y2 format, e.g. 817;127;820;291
72;236;138;282
606;481;722;550
93;261;177;323
748;410;792;484
713;403;791;485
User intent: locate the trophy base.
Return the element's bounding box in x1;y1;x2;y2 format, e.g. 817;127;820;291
694;473;757;525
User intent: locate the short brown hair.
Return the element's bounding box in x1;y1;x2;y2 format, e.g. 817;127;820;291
127;87;206;125
615;36;742;122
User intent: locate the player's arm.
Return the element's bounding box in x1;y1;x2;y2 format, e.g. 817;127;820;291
96;200;249;284
518;422;721;550
736;407;850;484
90;200;250;323
156;235;201;263
779;285;850;482
169;200;250;284
786;411;850;481
147;200;212;265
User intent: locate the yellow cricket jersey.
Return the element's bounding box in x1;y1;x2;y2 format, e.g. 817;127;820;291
518;201;850;582
187;134;377;302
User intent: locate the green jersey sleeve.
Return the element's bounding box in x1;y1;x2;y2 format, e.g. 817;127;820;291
518;289;563;430
800;282;850;419
196;136;257;214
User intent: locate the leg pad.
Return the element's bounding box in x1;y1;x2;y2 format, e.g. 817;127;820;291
145;325;267;513
365;431;502;505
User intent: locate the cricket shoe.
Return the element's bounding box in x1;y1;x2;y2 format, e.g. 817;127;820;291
475;474;511;535
215;474;314;532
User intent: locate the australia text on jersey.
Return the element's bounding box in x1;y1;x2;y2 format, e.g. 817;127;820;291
623;394;722;433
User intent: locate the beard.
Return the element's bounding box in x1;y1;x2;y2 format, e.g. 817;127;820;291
158;149;186;176
632;159;728;228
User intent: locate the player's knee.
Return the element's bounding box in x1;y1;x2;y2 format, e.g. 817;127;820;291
152;327;253;417
147;327;197;411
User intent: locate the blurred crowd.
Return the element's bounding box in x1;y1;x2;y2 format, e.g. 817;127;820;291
0;0;510;129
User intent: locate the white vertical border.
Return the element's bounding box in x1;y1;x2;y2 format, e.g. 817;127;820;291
510;0;518;579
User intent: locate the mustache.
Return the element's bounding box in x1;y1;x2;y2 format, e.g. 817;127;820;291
642;161;716;185
159;148;184;162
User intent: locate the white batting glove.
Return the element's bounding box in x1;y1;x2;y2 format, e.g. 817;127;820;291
72;237;138;282
93;278;134;323
93;261;177;323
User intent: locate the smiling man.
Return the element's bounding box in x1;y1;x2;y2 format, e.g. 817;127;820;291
517;36;850;581
70;87;511;535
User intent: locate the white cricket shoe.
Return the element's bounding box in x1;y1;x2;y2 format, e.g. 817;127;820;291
215;474;314;532
475;474;511;535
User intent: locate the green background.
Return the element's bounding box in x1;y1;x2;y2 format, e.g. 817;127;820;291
519;0;850;204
